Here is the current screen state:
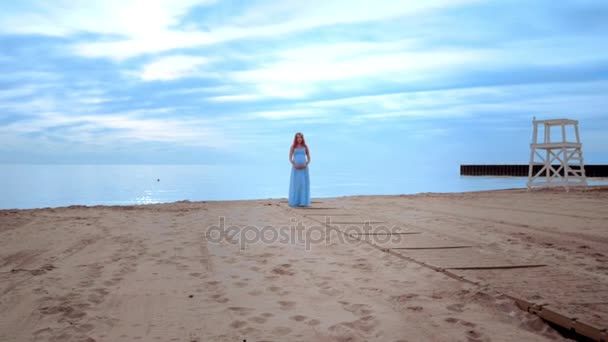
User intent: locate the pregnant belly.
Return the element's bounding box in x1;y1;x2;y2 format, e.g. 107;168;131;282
294;155;307;165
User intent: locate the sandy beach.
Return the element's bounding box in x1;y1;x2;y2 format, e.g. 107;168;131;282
1;188;607;341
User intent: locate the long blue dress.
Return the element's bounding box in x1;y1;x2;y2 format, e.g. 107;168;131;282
288;147;311;207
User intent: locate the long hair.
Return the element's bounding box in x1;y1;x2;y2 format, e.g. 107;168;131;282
291;132;308;150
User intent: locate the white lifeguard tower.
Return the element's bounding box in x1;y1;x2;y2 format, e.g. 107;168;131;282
527;118;587;190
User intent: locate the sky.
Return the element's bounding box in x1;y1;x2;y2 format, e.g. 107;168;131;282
1;0;607;171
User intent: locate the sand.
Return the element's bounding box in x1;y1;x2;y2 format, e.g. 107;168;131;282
1;188;607;341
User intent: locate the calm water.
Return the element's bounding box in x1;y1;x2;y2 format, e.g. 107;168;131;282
1;164;606;209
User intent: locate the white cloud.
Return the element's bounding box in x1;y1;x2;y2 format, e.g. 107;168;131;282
280;80;608;123
164;85;236;95
0;85;233;149
0;0;215;37
77;97;125;104
232;0;478;29
0;96;58;114
0;0;479;59
137;55;209;81
206;82;314;101
207;94;264;102
0;84;46;100
218;40;490;100
73;31;220;60
1;109;234;149
250;109;324;120
0;0;218;59
234;48;486;83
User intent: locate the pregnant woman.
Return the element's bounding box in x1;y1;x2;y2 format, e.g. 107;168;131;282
288;132;311;207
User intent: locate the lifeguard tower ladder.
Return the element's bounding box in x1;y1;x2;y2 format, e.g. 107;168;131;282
527;118;587;190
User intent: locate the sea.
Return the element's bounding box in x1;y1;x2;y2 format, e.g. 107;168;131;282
1;164;606;209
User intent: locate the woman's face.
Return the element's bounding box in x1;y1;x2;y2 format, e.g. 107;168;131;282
296;134;303;144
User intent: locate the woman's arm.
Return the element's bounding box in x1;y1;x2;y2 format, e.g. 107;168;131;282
306;147;311;166
289;146;295;166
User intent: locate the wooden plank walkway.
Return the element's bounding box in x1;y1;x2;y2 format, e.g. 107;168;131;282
280;203;608;341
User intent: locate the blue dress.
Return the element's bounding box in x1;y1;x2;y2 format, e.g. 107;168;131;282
289;147;311;207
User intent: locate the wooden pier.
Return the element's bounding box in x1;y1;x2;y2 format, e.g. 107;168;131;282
460;164;608;177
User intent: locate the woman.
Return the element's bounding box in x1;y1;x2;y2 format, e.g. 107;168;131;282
288;132;311;207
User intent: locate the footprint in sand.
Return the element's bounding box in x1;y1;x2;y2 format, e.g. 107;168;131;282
407;306;423;312
267;286;290;296
390;294;419;303
277;301;296;310
211;294;228;303
229;320;247;329
307;319;320;326
79;280;95;288
354;277;372;283
271;326;292;336
227;307;255;316
446;317;478;328
320;287;341;296
224;257;237;264
465;329;489;342
33;287;48;295
359;287;383;295
75;323;95;333
290;315;307;322
248;316;268;324
271;264;295;276
446;303;465;313
328;316;379;340
240;326;260;335
87;292;106;305
248;289;263;296
461;320;476;328
339;302;374;317
39;304;87;319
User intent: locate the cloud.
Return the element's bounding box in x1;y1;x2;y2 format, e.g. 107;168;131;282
225;43;489;100
249;109;324;120
249;80;608;124
0;0;215;37
0;84;46;100
73;31;219;60
0;0;218;60
0;109;234;149
136;55;209;81
0;0;480;60
207;94;265;102
230;0;479;31
1;0;607;165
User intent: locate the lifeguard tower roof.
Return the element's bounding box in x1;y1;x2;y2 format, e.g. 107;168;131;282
533;118;578;125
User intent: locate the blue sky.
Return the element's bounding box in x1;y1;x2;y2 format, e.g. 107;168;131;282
1;0;607;169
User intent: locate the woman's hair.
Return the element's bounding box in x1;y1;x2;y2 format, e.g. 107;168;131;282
291;132;308;149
